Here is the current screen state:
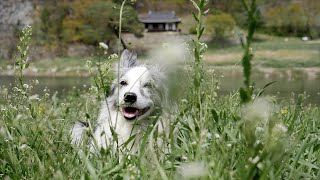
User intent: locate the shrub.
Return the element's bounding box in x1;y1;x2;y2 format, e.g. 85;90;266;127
263;0;320;38
205;12;236;38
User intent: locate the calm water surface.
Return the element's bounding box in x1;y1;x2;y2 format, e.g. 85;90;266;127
1;75;319;105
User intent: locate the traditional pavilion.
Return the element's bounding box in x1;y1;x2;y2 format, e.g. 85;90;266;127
139;11;181;32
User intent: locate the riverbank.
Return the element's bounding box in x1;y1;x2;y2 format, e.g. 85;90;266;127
1;63;320;79
1;35;319;78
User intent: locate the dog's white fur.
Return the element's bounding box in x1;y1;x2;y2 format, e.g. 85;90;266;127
71;49;169;152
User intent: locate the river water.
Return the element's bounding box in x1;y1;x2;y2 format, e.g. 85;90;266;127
0;74;319;105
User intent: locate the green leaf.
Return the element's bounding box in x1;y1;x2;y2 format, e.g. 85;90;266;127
255;81;277;98
203;9;210;16
85;113;90;119
78;150;98;179
211;108;219;122
199;0;205;9
192;12;199;22
121;134;136;149
190;0;200;11
239;87;250;103
110;126;118;143
198;27;205;39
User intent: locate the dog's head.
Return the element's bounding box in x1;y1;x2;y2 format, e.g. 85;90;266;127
109;50;167;121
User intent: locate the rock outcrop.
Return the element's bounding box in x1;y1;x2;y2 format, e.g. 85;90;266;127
0;0;33;59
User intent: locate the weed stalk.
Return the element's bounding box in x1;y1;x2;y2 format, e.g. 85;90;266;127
14;25;36;118
190;0;209;108
239;0;257;104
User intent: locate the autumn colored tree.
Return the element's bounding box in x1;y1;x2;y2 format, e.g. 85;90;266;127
38;0;143;47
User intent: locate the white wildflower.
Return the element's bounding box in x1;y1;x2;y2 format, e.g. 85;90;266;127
242;97;277;124
181;99;188;103
177;162;208;179
257;162;264;169
99;42;109;50
19;144;28;149
23;84;29;89
274;123;288;133
108;53;118;61
249;156;260;164
29;94;40;101
86;60;92;67
199;42;208;53
181;156;188;161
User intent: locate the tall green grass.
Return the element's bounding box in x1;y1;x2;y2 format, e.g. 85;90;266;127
0;0;319;179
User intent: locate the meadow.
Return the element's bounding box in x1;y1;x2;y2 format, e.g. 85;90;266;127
1;1;320;179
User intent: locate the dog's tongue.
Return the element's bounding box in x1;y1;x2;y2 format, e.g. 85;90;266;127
123;107;139;119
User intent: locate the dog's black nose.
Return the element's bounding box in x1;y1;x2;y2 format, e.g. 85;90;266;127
124;92;137;103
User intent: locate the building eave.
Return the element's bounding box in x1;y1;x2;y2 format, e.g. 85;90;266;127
139;19;181;23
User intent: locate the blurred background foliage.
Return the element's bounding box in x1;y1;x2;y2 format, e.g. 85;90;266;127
8;0;319;59
33;0;143;47
33;0;320;44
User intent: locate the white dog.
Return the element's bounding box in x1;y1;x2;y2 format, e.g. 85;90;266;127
71;49;170;153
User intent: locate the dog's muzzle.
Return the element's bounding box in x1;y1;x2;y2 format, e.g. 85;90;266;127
122;92;151;120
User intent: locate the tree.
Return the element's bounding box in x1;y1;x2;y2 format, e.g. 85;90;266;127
35;0;69;55
38;0;143;48
206;12;236;38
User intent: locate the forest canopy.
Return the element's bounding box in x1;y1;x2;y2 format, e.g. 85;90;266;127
34;0;143;47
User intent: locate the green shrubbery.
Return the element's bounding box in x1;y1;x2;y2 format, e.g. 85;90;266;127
205;12;236;38
263;1;320;38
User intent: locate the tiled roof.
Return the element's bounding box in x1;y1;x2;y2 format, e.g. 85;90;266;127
139;11;181;23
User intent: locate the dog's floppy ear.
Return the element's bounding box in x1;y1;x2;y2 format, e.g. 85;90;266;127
115;49;137;74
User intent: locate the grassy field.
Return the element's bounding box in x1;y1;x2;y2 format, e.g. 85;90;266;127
1;78;320;179
205;35;320;68
1;2;320;178
1;31;320;179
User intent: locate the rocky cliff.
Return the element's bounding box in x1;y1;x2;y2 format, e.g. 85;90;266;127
0;0;33;59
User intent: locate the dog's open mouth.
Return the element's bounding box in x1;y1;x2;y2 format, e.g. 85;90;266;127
122;106;150;120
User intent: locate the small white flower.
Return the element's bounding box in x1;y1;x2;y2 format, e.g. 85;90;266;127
249;156;260;164
181;156;188;161
19;144;28;149
29;94;39;101
181;99;188;103
99;42;109;50
23;84;29;89
274;123;288;133
108;53;118;61
257;162;264;169
177;162;208;178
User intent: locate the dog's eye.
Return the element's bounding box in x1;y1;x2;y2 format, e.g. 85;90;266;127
144;82;153;88
120;80;127;86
